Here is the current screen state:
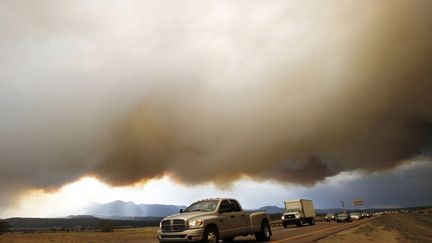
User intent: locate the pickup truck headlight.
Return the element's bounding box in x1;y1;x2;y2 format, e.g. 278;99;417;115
281;215;285;220
188;219;204;229
295;214;300;219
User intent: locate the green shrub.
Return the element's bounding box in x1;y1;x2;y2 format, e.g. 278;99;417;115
99;220;114;232
0;220;11;234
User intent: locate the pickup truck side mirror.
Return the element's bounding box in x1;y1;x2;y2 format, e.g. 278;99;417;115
179;209;184;213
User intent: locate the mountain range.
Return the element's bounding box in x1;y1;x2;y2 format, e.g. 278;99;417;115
86;200;186;217
6;201;421;230
85;200;344;217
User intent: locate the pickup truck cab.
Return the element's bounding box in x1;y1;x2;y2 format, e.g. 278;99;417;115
157;198;271;243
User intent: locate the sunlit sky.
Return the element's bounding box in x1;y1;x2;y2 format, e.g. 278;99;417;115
3;174;356;218
3;160;431;218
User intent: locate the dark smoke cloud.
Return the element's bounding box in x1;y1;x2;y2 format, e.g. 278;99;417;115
0;0;431;211
95;1;432;186
299;161;432;209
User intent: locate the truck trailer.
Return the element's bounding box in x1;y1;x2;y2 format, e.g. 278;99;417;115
281;199;316;227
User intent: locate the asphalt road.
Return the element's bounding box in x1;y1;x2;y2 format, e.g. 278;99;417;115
151;219;372;243
233;219;371;243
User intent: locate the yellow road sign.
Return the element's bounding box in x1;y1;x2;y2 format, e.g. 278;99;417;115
353;199;364;206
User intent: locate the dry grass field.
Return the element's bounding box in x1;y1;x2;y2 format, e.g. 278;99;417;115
319;213;432;243
0;227;158;243
2;213;432;243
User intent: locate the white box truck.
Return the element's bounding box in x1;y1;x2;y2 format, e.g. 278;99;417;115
281;199;316;227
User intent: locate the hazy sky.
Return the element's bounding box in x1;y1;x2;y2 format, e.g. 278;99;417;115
1;0;431;217
3;160;431;218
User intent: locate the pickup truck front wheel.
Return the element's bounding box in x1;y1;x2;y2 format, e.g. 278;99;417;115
202;226;219;243
255;221;271;242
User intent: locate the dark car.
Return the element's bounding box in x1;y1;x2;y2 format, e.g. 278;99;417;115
336;213;352;223
325;213;336;222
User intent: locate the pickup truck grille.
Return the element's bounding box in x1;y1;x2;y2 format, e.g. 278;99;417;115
161;219;186;232
285;214;295;219
161;220;171;231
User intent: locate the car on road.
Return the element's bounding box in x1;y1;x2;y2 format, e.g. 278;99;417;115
325;213;336;222
361;212;371;218
350;212;362;220
336;213;352;223
157;198;272;243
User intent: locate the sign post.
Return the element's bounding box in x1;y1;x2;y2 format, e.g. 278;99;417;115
353;198;364;213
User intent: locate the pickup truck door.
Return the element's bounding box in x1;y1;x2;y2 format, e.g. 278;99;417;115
217;200;234;238
229;199;248;235
218;200;246;238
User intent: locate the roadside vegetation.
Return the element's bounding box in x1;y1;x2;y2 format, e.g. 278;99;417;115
0;227;158;243
99;220;114;232
0;220;11;235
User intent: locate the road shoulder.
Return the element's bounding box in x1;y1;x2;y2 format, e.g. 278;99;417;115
319;213;432;243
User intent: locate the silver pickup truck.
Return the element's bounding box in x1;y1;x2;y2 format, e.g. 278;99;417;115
157;198;272;243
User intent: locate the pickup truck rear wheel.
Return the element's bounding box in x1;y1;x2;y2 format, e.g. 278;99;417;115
255;221;271;242
202;226;219;243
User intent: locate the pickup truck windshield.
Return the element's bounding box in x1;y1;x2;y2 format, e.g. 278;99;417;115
184;200;218;212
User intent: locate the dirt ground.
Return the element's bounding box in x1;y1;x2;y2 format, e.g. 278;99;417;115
0;227;158;243
319;213;432;243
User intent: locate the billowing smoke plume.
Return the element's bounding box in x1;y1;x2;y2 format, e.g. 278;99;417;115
0;0;431;209
95;1;432;185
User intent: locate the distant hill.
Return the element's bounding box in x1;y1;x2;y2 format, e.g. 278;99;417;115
5;216;161;230
65;215;98;219
258;206;284;214
316;208;345;214
7;203;428;230
86;200;186;217
86;201;352;217
256;206;353;215
256;206;346;214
